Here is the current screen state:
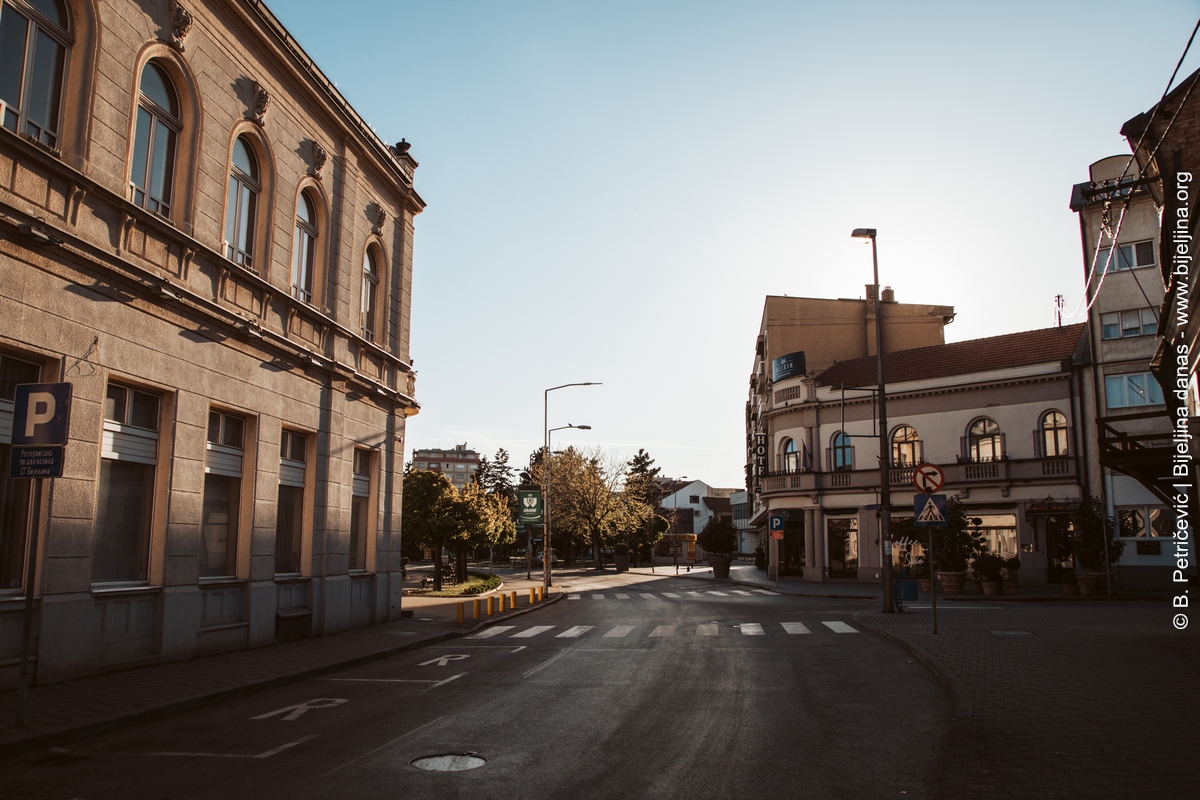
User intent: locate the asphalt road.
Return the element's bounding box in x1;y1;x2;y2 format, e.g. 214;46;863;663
1;571;952;799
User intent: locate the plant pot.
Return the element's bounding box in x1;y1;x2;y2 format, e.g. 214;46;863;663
1001;568;1020;583
981;581;1000;596
971;578;984;594
1003;582;1019;596
709;554;732;579
919;578;932;593
1062;581;1079;595
1078;573;1106;596
614;554;629;573
939;571;967;594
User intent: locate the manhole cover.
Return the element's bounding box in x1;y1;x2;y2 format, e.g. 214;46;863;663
410;754;487;772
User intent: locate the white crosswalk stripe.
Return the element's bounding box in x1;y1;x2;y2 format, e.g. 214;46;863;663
649;625;676;638
663;592;681;598
731;590;752;596
568;594;581;600
556;626;594;638
708;591;729;597
615;593;630;599
468;626;515;639
687;591;703;597
822;621;859;634
604;625;637;638
511;625;555;638
781;622;811;634
639;593;655;598
696;623;719;636
592;594;605;600
739;623;764;636
753;589;777;595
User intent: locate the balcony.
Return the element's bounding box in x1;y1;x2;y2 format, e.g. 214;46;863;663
756;457;1074;498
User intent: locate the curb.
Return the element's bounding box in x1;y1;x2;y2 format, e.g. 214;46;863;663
676;571;878;600
852;610;973;800
0;590;565;758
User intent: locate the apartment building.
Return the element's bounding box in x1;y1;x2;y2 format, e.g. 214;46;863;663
412;444;480;489
0;0;422;686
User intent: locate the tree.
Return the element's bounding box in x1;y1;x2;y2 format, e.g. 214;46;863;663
698;517;738;556
481;448;517;506
401;469;464;590
623;449;666;562
532;446;627;569
456;480;518;580
930;494;987;572
1073;495;1124;572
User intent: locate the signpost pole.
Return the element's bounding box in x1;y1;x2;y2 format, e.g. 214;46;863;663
930;516;937;636
15;478;42;727
912;465;946;637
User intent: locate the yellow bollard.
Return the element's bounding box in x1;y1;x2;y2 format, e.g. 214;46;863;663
511;590;518;608
473;598;482;619
537;586;544;602
486;595;495;616
457;602;465;625
529;587;536;604
499;593;507;612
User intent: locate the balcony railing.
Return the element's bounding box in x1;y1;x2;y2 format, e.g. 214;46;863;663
756;457;1073;497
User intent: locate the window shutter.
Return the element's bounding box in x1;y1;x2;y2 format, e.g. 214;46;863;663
101;421;159;464
352;473;370;497
0;399;12;444
205;442;243;478
279;459;306;488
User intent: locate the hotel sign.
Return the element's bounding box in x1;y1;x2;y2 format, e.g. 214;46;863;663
771;351;806;382
751;432;767;494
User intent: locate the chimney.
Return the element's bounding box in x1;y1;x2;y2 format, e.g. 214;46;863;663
881;287;895;302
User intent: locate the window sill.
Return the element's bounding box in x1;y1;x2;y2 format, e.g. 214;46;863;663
199;576;246;587
199;621;249;634
273;574;307;583
91;583;159;596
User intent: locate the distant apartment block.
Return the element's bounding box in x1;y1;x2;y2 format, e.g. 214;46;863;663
413;444;481;488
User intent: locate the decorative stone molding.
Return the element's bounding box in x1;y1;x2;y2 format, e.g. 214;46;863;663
392;139;411;156
312;142;327;178
375;206;387;232
170;3;194;52
252;83;270;126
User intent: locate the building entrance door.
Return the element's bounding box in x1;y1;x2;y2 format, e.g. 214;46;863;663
827;518;858;579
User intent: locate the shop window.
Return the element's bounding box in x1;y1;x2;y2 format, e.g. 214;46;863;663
275;430;307;574
0;0;69;148
129;61;180;217
0;352;40;591
94;383;160;583
201;410;245;578
349;449;371;571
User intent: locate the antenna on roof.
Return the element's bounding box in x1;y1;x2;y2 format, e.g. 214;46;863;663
1054;294;1065;327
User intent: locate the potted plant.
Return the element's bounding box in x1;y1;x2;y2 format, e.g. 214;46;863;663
698;518;738;579
971;553;1005;596
613;543;630;573
1072;496;1124;596
931;496;987;595
1002;556;1020;595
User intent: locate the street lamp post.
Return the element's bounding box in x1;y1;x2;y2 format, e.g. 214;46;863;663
852;228;896;614
544;382;601;592
545;423;591;586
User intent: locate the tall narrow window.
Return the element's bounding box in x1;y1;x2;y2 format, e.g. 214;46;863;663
361;248;379;341
129;61;179;216
832;431;852;471
95;383;160;583
891;425;921;467
291;192;317;303
0;0;69;149
349;449;371;571
201;411;245;578
968;418;1003;462
0;353;40;591
224;137;259;269
276;430;307;574
1041;411;1069;457
781;438;798;473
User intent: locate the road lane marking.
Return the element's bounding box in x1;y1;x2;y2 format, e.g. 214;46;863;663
781;622;811;634
523;651;568;677
592;594;606;600
424;673;467;691
731;590;752;596
696;624;719;636
418;654;470;667
568;594;581;600
662;592;681;598
50;734;322;760
252;698;347;722
822;621;859;634
687;591;703;597
255;735;320;758
322;717;445;777
467;626;515;639
639;593;655;598
708;591;729;597
556;626;595;638
615;593;630;599
511;625;555;638
739;623;764;636
604;625;637;638
323;678;438;684
649;625;676;637
753;590;777;595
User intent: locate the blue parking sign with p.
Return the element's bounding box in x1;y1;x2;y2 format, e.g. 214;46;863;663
12;383;72;445
769;515;784;532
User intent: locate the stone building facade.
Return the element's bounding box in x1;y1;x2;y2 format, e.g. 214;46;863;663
0;0;422;686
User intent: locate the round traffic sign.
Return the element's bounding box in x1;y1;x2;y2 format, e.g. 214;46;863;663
913;463;945;494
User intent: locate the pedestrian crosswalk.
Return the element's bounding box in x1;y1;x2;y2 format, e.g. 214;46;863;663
565;589;778;601
466;620;861;640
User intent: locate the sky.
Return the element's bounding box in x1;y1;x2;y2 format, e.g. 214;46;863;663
271;0;1200;487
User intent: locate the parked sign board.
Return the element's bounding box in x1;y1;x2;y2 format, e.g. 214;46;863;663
517;489;543;523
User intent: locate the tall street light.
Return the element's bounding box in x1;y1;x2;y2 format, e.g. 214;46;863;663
545;423;590;584
544;382;601;592
851;228;896;614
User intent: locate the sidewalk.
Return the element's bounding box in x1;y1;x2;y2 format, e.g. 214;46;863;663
856;601;1200;799
0;570;563;757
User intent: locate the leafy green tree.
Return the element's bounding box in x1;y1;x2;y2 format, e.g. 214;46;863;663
930;494;987;572
532;446;627;568
1073;495;1124;572
457;479;518;579
698;517;738;556
623;449;665;562
401;469;464;590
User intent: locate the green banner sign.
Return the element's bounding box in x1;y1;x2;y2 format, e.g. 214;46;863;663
518;489;543;523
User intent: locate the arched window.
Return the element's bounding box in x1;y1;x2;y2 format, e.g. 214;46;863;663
968;418;1003;462
832;431;852;471
0;0;69;148
781;438;799;473
224;136;259;269
891;425;921;467
1041;411;1069;457
361;247;379;341
130;61;180;216
291;191;317;303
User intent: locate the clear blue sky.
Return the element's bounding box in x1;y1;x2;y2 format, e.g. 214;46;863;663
272;0;1200;487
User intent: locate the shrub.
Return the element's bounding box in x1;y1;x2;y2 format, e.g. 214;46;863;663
971;553;1006;582
1004;556;1021;572
460;573;503;595
698;517;738;556
1073;496;1125;572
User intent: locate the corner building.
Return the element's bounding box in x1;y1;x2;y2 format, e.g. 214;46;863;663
0;0;423;686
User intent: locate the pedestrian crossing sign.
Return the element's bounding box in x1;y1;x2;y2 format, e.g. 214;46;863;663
914;494;947;526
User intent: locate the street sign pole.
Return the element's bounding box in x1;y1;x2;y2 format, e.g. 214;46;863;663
15;478;42;727
912;470;947;637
